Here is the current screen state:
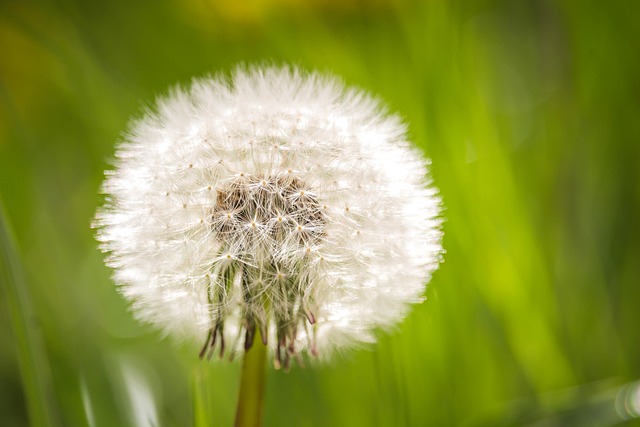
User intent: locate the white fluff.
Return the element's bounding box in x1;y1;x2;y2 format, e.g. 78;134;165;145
94;65;443;366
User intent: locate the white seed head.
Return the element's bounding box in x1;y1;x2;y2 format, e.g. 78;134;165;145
94;65;443;366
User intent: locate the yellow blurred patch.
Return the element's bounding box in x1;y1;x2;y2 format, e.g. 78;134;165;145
0;4;64;140
179;0;403;28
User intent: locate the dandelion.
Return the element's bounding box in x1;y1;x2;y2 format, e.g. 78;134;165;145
94;65;443;370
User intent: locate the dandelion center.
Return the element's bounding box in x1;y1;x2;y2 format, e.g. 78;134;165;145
205;174;325;368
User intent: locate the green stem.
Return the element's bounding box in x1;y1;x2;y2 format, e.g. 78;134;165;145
234;330;267;427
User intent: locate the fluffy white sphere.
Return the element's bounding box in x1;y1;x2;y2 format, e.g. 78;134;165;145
95;65;443;367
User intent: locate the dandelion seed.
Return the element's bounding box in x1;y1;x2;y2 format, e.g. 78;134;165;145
93;65;443;365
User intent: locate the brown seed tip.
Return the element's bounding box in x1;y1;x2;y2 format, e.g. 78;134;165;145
305;310;316;325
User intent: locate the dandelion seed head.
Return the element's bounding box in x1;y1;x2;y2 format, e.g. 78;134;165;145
94;65;443;365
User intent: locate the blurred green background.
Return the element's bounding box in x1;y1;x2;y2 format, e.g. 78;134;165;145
1;0;640;426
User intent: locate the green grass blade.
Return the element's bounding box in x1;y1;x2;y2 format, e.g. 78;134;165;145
0;198;61;427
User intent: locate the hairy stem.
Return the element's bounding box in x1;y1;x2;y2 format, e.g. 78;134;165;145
234;329;267;427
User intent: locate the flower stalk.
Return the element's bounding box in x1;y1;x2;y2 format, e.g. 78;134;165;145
234;330;267;427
